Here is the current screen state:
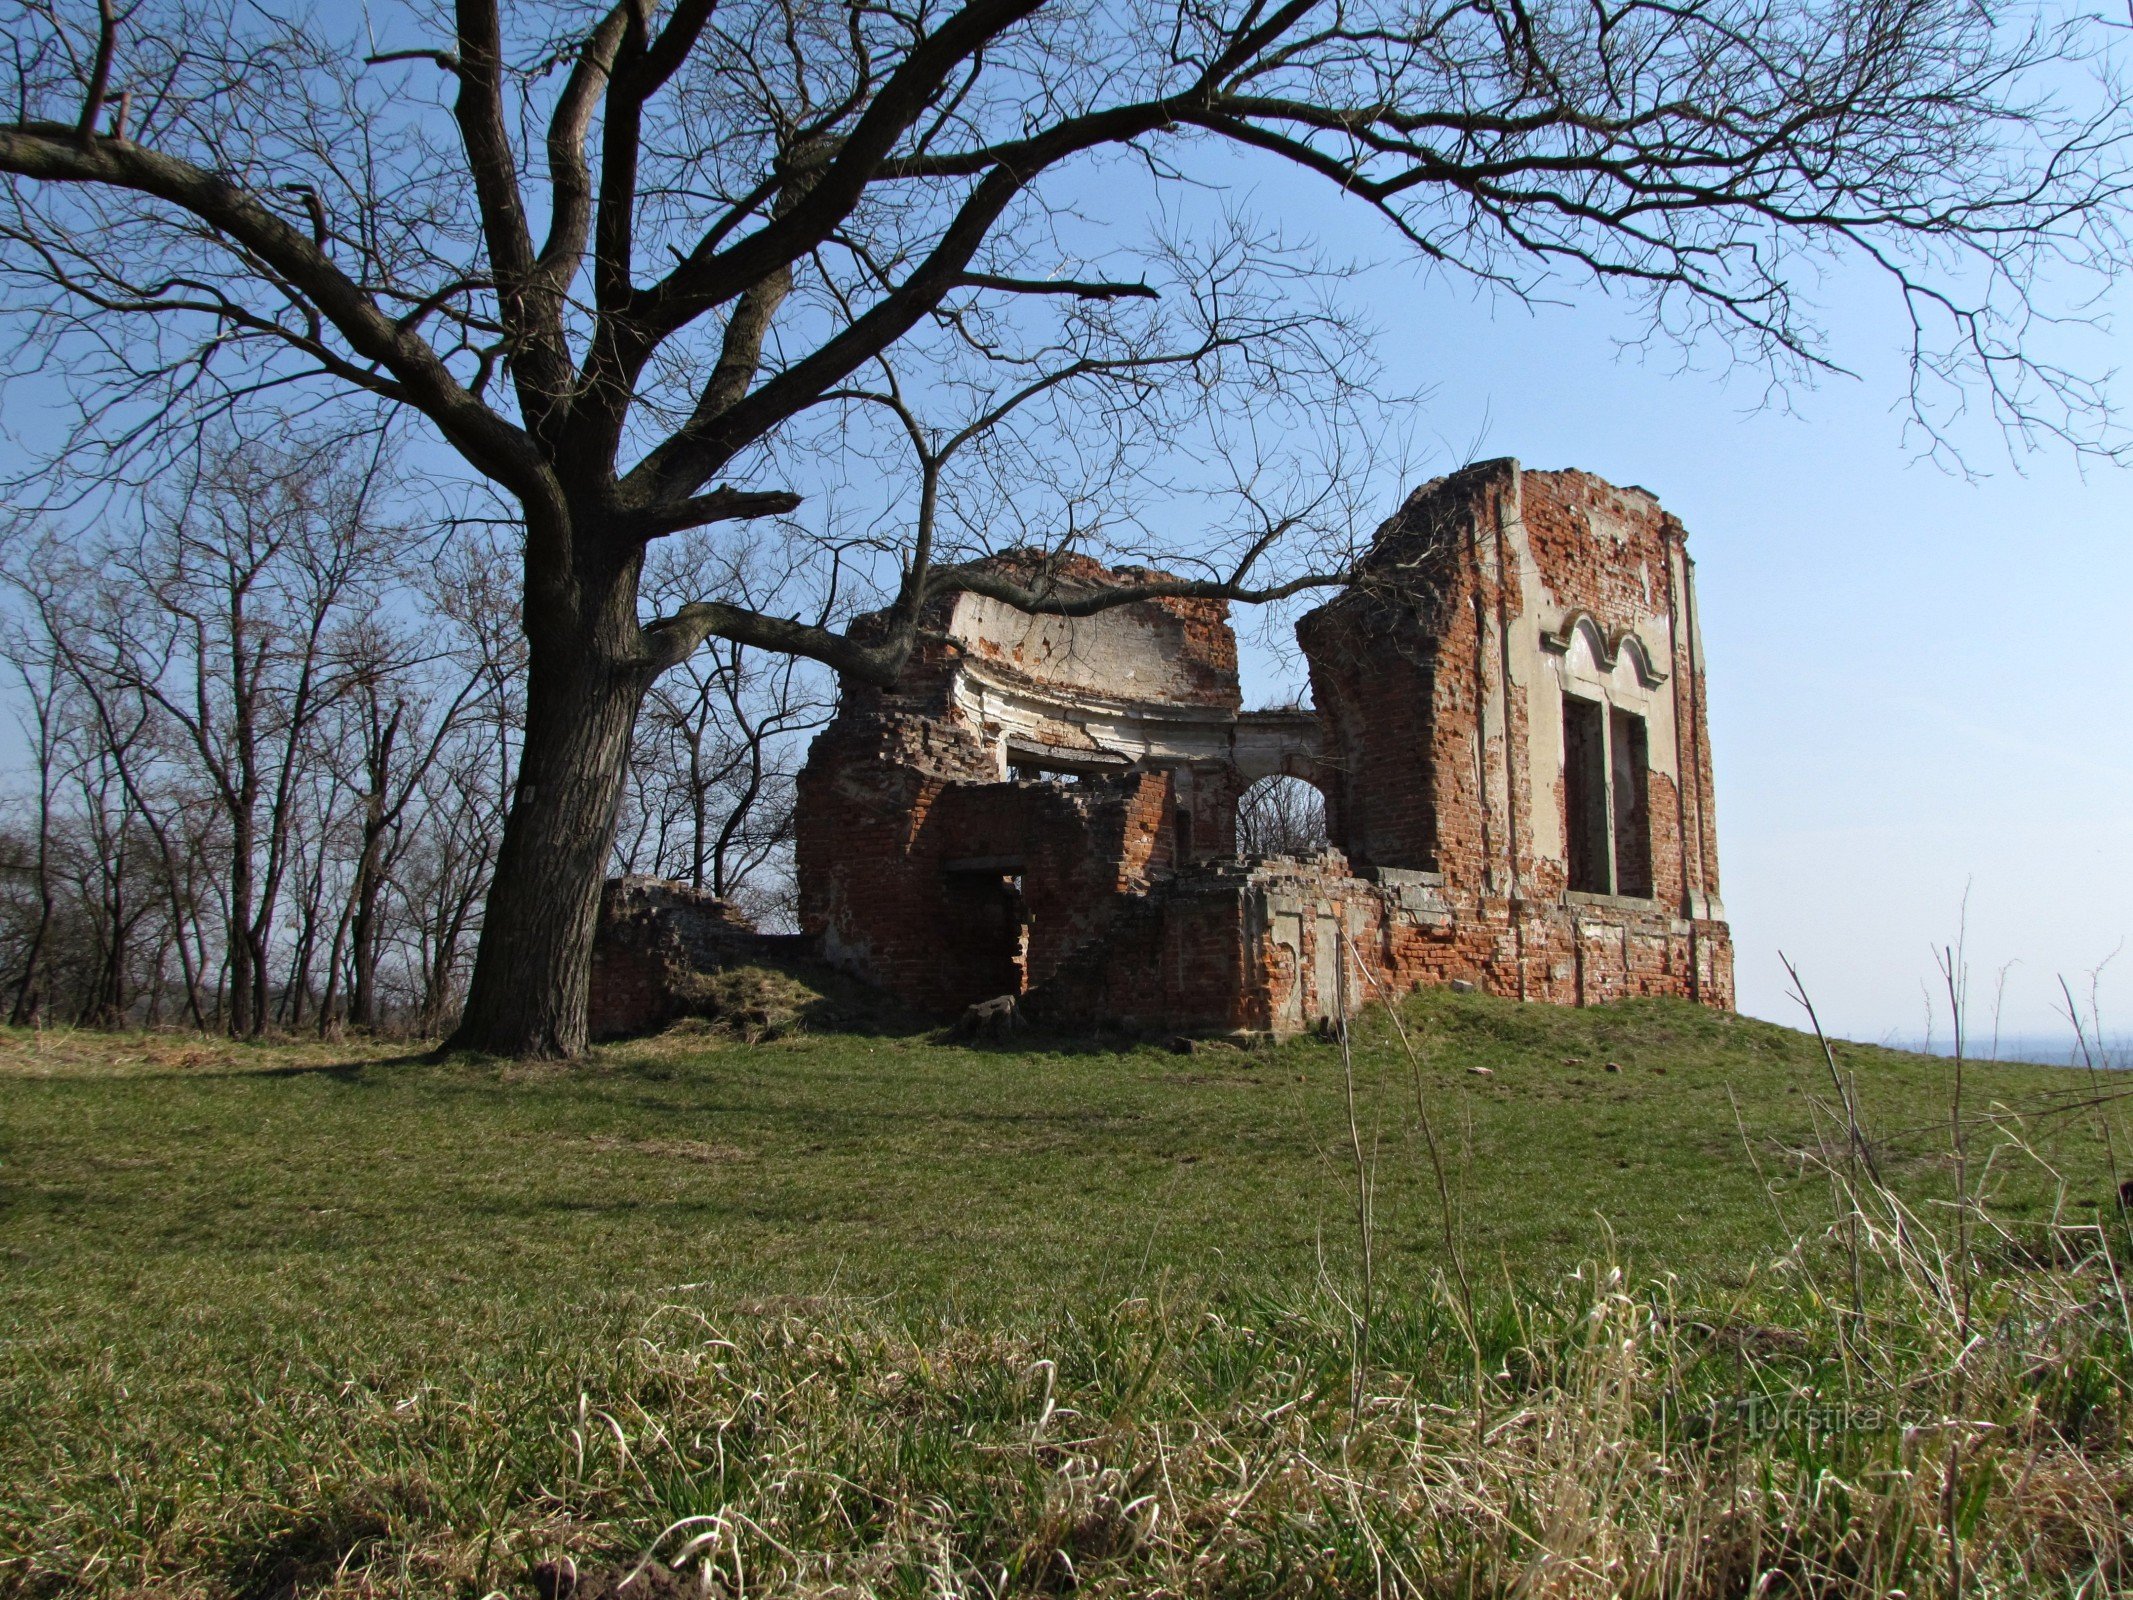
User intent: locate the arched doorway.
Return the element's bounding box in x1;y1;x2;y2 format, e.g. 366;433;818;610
1235;774;1329;858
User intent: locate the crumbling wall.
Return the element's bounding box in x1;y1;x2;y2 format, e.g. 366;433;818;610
1286;460;1732;1012
944;584;1240;711
1030;855;1732;1032
1299;595;1443;872
587;877;804;1038
791;559;1237;1014
780;467;1733;1037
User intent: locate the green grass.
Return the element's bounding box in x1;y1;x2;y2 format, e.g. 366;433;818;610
1;994;2127;1596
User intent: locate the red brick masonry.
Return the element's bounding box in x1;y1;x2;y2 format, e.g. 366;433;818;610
587;877;809;1039
625;461;1732;1036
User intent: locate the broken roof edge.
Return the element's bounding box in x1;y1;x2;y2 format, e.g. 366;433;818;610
933;547;1237;618
954;664;1253;736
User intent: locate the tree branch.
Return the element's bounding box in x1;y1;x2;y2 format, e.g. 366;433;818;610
0;122;552;508
533;5;631;305
623;0;1049;339
634;486;804;540
450;0;574;422
957;272;1158;300
926;559;1348;619
646;553;1351;683
75;0;118;142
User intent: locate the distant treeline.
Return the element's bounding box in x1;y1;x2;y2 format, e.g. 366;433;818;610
0;435;825;1037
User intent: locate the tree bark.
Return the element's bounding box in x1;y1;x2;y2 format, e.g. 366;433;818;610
347;830;385;1028
227;817;258;1036
90;827;128;1027
317;883;352;1035
9;720;55;1027
446;538;649;1058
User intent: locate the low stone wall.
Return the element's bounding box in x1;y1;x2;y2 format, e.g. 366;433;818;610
1026;856;1734;1035
586;877;807;1039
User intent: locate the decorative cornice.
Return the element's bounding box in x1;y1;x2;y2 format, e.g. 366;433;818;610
1538;611;1670;687
955;655;1244;726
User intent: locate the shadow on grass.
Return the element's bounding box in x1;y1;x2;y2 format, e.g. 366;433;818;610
2;1047;442;1086
250;1049;439;1082
931;1023;1271;1059
227;1480;424;1600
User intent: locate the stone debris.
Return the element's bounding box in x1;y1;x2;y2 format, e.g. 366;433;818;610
598;459;1735;1039
585;877;807;1039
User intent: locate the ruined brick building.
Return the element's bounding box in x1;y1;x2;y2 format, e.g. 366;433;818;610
785;458;1733;1033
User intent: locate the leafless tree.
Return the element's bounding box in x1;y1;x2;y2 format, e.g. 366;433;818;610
0;433;450;1032
39;440;399;1034
1237;773;1331;858
0;619;67;1024
2;552;216;1026
381;524;528;1031
613;529;834;915
273;759;349;1029
2;0;2126;1052
313;599;503;1031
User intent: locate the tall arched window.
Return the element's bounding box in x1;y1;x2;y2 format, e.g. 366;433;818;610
1546;616;1660;901
1563;697;1651;897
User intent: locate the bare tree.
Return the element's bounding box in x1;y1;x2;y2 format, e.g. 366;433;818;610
62;729;157;1024
1;0;2126;1052
0;620;67;1024
397;744;510;1033
316;588;506;1031
114;442;389;1034
384;524;528;1032
3;557;214;1027
1237;774;1331;858
3;436;408;1033
614;529;834;912
274;760;348;1029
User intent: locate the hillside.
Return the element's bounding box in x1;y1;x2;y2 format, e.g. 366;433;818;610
3;996;2127;1597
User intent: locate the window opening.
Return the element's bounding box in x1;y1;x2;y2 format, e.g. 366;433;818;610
1236;775;1329;858
1610;708;1652;898
1012;762;1083;786
1563;696;1611;893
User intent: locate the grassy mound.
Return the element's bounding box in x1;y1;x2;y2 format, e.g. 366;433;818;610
666;962;840;1042
1;995;2126;1596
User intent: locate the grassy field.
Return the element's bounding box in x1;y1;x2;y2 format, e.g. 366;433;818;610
2;993;2128;1597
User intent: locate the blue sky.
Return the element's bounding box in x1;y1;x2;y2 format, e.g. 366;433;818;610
3;89;2124;1050
1222;178;2133;1048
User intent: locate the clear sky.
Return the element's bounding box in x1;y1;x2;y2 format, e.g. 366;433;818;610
3;102;2124;1053
1223;175;2133;1050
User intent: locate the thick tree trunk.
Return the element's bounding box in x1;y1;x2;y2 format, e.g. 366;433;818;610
345;808;388;1029
447;546;650;1058
348;864;382;1029
227;821;257;1038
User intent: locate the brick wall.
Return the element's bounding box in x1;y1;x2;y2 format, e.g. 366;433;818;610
786;482;1734;1031
1276;460;1733;1018
587;877;807;1038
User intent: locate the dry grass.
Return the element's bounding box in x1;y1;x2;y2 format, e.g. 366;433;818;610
0;1023;411;1078
16;1237;2121;1597
2;995;2127;1597
666;965;837;1044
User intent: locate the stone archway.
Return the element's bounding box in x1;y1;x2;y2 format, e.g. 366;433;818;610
1235;774;1330;858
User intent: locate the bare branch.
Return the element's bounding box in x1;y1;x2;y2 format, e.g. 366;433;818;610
0;122;551;504
74;0;117;142
957;272;1158;300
